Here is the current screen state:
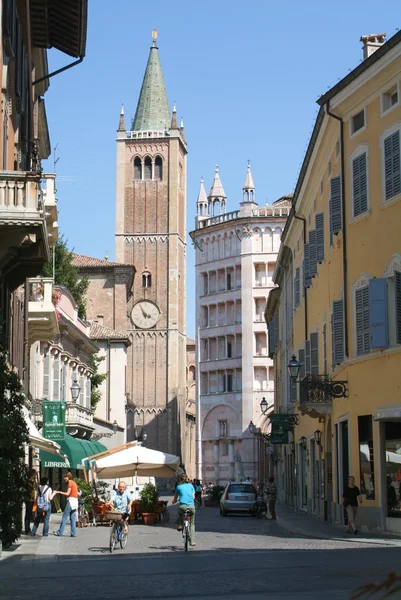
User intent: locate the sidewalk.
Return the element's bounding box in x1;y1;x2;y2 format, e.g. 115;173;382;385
276;503;401;547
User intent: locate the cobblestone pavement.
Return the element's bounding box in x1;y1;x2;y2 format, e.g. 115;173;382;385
2;503;401;599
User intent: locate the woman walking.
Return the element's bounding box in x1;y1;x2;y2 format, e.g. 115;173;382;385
342;475;363;535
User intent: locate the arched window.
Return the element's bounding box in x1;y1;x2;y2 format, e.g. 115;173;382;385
142;272;151;288
154;155;163;180
144;157;152;180
134;157;142;180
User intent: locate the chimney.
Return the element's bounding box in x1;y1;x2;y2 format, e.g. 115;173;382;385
360;33;386;60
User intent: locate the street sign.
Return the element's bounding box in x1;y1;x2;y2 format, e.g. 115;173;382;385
270;414;289;444
42;401;66;440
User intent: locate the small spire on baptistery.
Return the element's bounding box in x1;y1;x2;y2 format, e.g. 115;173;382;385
118;104;125;131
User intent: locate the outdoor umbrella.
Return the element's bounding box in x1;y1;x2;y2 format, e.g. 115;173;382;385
88;443;180;479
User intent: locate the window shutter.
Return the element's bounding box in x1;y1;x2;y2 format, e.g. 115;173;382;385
356;287;370;355
305;340;311;375
368;278;389;349
329;197;333;247
330;176;342;234
299;349;305;381
395;271;401;345
315;213;324;263
294;267;300;308
52;357;60;400
310;332;319;374
332;300;344;366
86;378;91;409
353;153;368;217
304;244;311;288
302;260;305;296
79;375;84;405
309;230;317;277
61;364;66;402
43;354;50;398
384;131;401;201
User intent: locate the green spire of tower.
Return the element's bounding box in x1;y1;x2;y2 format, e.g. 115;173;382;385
131;31;170;133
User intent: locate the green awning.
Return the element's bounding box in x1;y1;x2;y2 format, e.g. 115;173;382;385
40;435;107;470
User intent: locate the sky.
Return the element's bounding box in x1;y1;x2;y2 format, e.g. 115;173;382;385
42;0;399;337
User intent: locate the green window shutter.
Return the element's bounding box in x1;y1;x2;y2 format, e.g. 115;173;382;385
305;340;311;375
299;349;305;381
294;267;300;308
395;271;401;345
43;354;50;398
384;131;401;201
330;176;342;235
356;287;370;355
368;278;389;349
304;244;311;288
315;213;324;263
332;300;344;366
309;230;317;277
310;332;319;374
353;152;368;217
53;357;60;400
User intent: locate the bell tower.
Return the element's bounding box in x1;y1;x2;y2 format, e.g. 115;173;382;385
115;31;187;457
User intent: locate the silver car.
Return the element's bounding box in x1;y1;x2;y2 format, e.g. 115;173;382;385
220;482;257;516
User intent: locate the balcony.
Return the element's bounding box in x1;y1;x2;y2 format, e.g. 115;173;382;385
254;314;265;322
0;171;58;289
66;403;94;435
299;375;347;418
28;278;59;342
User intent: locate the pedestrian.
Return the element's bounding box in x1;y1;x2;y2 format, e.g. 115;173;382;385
173;473;196;547
53;472;79;537
342;475;362;535
31;477;54;537
24;468;38;534
195;479;202;506
266;476;277;520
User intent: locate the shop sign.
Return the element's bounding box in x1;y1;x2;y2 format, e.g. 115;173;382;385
270;414;289;444
42;401;66;440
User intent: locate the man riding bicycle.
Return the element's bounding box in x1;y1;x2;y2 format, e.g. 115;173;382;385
107;481;132;533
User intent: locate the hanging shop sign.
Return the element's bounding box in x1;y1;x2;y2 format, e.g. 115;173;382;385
270;414;289;444
42;401;66;440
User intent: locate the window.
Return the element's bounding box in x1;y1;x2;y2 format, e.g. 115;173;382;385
79;375;85;405
351;109;365;135
53;357;60;400
329;176;342;244
227;341;232;358
315;213;324;263
310;332;319;374
142;272;151;288
303;245;311;289
309;230;317;278
227;373;233;392
332;300;344;366
383;130;401;202
227;272;232;290
154;155;162;180
294;267;300;308
356;287;370;355
352;151;368;217
43;353;50;398
144;156;152;180
382;85;399;114
134;157;142;180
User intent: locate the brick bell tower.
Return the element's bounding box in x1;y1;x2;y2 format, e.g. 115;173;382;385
115;30;187;457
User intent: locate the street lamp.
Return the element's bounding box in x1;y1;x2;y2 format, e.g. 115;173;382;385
249;421;255;434
314;429;323;448
288;354;301;383
92;419;118;441
260;397;268;414
299;436;308;451
70;378;80;402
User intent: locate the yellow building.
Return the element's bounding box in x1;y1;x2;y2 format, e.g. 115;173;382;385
266;32;401;532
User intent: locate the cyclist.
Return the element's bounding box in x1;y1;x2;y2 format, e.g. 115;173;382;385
107;481;132;534
173;473;196;547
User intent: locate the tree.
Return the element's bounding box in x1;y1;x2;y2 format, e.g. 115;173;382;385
42;237;88;319
0;337;31;547
89;354;107;411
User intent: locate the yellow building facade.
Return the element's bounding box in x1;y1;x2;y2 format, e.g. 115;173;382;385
266;32;401;532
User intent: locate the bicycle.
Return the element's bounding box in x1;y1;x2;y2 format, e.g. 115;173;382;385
182;509;191;551
106;510;128;553
77;497;89;528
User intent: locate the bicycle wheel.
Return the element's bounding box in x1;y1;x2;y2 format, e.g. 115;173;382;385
120;527;128;549
184;523;189;552
109;524;117;553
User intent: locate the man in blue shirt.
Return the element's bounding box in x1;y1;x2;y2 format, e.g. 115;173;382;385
108;481;132;533
173;474;196;546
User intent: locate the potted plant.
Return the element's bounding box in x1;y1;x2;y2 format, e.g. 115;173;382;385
139;482;159;524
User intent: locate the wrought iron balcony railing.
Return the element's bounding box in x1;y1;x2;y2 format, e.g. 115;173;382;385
300;375;348;405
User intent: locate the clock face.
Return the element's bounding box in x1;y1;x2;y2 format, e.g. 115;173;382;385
131;300;161;329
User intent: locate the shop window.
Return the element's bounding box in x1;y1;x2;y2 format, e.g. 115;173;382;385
358;415;375;500
385;422;401;518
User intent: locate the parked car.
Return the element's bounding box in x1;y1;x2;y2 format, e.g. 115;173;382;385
220;482;257;516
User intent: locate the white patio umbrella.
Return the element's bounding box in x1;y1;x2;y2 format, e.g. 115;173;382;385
87;443;180;480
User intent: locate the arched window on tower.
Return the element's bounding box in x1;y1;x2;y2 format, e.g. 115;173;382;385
134;157;142;180
142;272;151;288
144;156;152;180
154;156;163;180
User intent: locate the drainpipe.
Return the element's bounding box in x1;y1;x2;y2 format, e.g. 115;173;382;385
25;0;34;169
32;57;84;86
293;212;308;340
325;101;349;358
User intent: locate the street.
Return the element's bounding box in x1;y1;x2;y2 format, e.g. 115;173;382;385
1;503;400;600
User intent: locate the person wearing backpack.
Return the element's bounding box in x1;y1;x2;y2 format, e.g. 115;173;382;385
31;477;54;537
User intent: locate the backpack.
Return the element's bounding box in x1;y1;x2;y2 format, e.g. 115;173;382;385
37;486;50;512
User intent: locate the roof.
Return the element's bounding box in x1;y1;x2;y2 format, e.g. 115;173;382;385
90;323;130;343
186;337;196;346
131;39;171;133
243;164;255;191
196;179;208;205
30;0;88;58
71;253;133;270
208;165;226;199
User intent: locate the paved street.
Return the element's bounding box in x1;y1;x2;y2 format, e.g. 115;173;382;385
1;502;401;600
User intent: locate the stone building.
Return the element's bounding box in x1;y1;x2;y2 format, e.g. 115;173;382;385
190;165;290;484
184;338;196;479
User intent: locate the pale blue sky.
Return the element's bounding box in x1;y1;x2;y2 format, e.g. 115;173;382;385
42;0;399;337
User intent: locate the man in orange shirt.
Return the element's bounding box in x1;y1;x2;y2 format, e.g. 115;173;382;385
53;472;79;537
